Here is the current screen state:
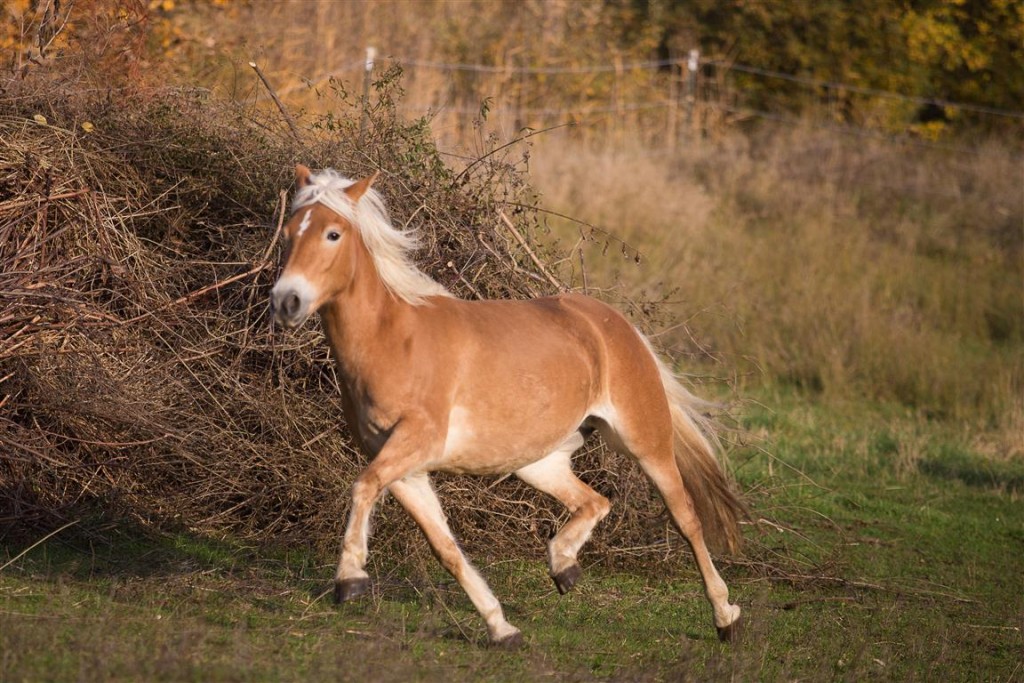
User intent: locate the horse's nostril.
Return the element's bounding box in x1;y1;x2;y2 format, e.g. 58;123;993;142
283;292;301;318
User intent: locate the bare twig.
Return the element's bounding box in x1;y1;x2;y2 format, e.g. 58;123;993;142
0;189;89;213
120;262;272;325
249;61;301;142
779;596;860;610
446;260;484;299
0;520;79;573
497;210;566;293
37;0;76;58
261;189;289;263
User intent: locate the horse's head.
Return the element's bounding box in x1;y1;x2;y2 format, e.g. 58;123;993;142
270;165;378;329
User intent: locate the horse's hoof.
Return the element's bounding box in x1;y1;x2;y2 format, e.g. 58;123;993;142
491;630;525;650
552;564;582;595
716;616;742;643
334;577;370;604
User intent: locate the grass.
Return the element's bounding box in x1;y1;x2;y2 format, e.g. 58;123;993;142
3;392;1021;682
528;131;1023;438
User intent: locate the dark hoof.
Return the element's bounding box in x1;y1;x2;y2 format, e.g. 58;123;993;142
552;564;582;595
717;617;742;643
334;577;370;604
491;631;525;650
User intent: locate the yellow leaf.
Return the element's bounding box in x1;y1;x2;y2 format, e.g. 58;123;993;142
32;114;47;125
81;121;94;133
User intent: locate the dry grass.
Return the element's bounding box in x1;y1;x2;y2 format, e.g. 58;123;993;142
529;128;1023;444
148;0;693;150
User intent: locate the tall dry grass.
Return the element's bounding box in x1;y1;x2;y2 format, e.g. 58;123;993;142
529;128;1023;444
154;0;690;148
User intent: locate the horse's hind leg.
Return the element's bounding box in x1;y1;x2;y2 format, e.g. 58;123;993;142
388;472;522;647
515;432;611;594
604;410;741;641
637;452;741;640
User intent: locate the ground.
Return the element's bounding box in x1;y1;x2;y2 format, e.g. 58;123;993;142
2;390;1022;682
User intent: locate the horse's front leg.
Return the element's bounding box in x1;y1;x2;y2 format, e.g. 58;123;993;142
389;473;521;647
333;420;439;602
332;469;378;601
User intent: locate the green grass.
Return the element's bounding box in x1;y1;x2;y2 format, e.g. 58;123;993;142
728;389;1023;680
2;392;1022;682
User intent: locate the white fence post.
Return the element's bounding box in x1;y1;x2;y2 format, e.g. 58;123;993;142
359;46;377;144
686;48;700;134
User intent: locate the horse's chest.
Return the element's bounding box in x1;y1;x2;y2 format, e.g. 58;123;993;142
355;414;393;456
340;384;399;457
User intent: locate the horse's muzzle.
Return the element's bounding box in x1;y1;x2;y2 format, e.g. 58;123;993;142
269;276;314;329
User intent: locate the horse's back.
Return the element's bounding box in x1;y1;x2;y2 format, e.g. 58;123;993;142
431;291;659;390
434;292;639;376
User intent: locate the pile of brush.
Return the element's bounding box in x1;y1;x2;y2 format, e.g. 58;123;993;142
0;76;680;565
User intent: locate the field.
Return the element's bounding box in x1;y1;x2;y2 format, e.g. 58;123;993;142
2;1;1023;681
3;390;1022;681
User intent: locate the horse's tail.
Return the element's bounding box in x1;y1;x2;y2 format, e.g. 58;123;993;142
639;333;747;554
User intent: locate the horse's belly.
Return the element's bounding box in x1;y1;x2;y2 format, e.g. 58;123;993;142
435;405;581;475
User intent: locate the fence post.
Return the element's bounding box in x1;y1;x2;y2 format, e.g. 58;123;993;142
667;53;679;151
359;46;377;144
613;52;624;145
685;48;699;136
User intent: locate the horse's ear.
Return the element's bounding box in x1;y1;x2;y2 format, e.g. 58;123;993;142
345;171;380;203
295;164;313;188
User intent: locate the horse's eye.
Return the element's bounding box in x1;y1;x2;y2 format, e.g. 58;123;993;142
327;230;341;242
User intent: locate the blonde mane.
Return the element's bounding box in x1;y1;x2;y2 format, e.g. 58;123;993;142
292;169;452;305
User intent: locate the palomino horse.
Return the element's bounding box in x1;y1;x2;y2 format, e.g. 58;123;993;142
269;166;745;646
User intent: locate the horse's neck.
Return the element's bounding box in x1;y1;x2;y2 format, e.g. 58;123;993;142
318;241;413;384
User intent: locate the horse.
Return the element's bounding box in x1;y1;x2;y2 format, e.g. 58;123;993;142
269;165;745;647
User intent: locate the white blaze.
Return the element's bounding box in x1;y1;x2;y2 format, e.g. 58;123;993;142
297;209;313;237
